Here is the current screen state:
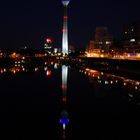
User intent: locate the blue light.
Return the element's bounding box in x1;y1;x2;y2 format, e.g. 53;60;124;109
59;118;69;125
59;110;69;125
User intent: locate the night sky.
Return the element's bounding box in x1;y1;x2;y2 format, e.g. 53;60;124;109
0;0;140;50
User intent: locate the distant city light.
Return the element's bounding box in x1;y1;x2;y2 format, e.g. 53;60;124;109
130;38;135;42
46;38;53;43
105;41;111;45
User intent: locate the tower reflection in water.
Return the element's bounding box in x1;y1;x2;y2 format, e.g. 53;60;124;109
59;65;69;139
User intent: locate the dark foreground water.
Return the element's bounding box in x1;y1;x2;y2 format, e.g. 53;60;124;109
0;59;140;139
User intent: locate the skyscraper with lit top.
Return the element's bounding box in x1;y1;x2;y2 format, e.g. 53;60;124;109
62;0;70;55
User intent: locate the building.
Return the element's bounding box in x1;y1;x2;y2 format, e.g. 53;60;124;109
44;38;53;54
86;26;113;57
102;35;113;53
95;27;113;52
86;40;101;57
123;20;140;51
87;40;96;53
95;26;108;49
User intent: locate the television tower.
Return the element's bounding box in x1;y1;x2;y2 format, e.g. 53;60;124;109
62;0;70;55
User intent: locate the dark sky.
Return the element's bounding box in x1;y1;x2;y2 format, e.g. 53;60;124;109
0;0;140;49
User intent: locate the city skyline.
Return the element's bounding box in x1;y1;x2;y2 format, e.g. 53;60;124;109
0;0;140;49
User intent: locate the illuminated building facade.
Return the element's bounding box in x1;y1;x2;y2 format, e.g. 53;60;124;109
87;40;96;52
44;38;53;54
62;0;70;55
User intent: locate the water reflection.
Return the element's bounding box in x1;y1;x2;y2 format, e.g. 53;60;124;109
79;68;140;92
59;65;69;139
62;65;68;98
79;67;140;106
0;59;61;75
1;59;140;138
59;110;69;139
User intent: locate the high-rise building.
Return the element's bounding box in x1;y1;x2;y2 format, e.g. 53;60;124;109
95;26;113;52
62;0;70;55
95;27;108;44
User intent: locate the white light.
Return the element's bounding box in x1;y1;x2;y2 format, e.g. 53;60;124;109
44;67;48;71
54;63;58;69
135;86;138;90
62;65;68;95
62;1;69;54
62;0;70;6
54;48;58;53
129;94;133;98
105;81;109;84
99;42;103;44
110;81;113;84
35;68;38;72
130;39;135;42
63;124;66;130
106;41;111;45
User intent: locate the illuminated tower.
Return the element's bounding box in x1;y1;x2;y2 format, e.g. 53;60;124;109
62;0;70;55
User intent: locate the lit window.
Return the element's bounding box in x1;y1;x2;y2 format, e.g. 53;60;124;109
105;41;111;45
130;39;135;42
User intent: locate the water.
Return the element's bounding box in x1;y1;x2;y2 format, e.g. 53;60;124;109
0;59;140;139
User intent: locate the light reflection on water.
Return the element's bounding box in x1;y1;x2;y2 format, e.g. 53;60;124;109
1;59;140;108
59;65;69;139
79;68;140;92
79;67;140;111
0;59;140;139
